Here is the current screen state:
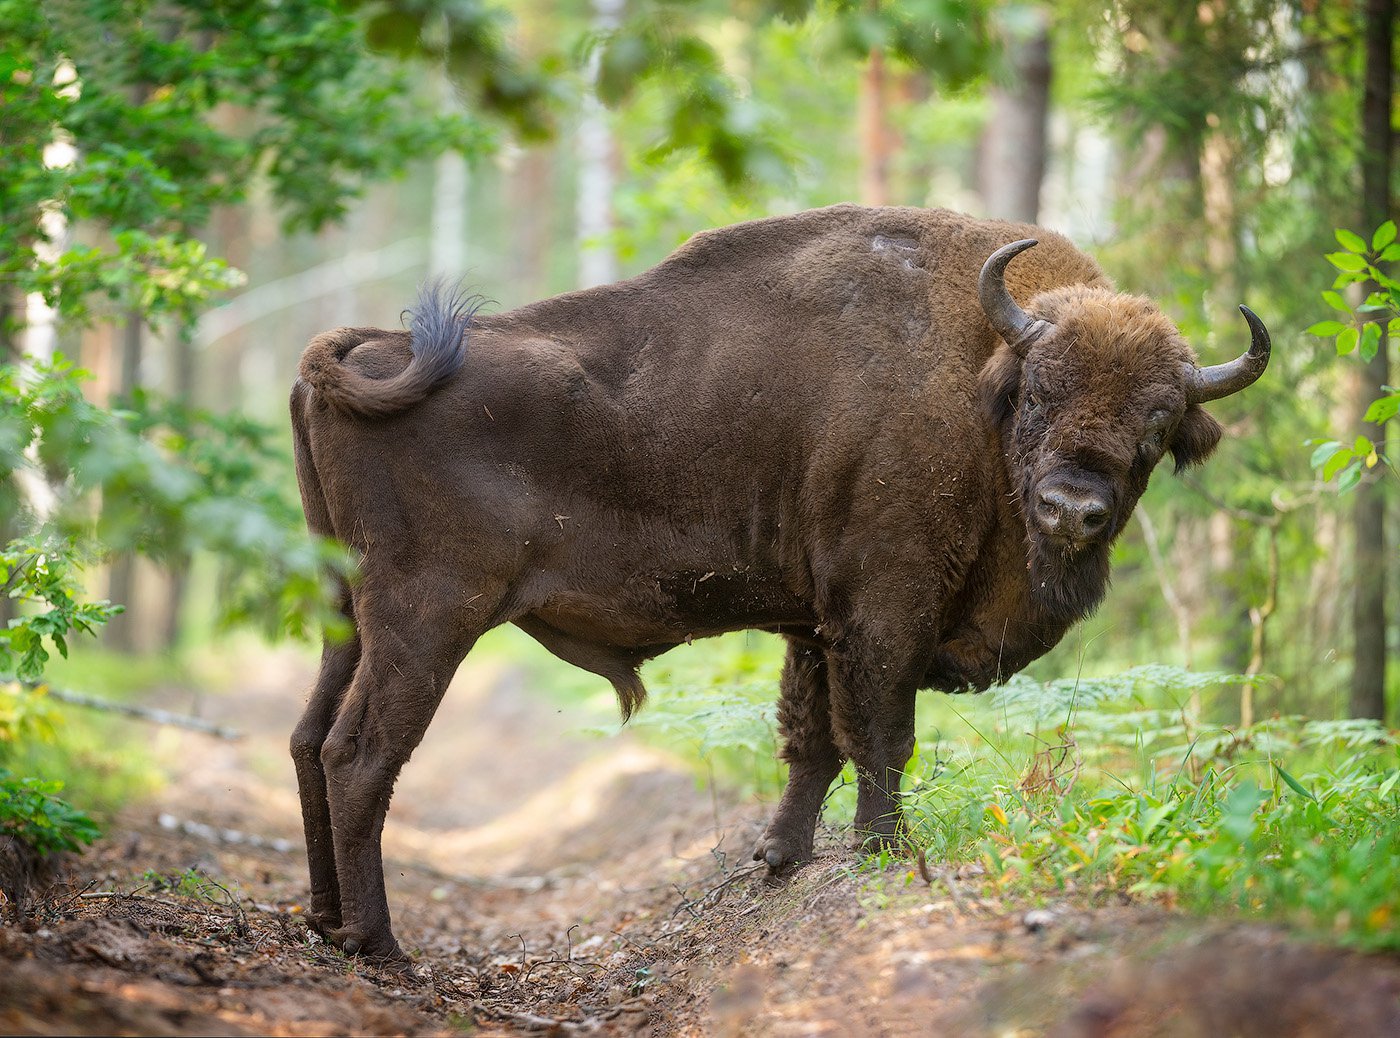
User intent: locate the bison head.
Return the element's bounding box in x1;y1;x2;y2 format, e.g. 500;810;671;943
976;238;1270;624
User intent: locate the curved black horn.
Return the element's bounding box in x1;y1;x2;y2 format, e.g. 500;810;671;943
1184;305;1272;404
979;239;1051;351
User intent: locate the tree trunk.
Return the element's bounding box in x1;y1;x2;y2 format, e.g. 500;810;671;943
1199;112;1253;676
104;310;143;653
159;321;197;652
510;149;554;298
429;71;470;279
979;7;1051;223
1350;0;1393;720
858;48;892;206
0;291;17;629
576;0;624;289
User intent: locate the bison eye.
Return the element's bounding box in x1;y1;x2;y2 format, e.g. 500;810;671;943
1138;410;1171;457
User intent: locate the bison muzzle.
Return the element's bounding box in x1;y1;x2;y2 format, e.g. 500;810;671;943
289;204;1270;962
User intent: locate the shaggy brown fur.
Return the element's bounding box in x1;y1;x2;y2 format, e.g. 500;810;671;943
289;204;1262;961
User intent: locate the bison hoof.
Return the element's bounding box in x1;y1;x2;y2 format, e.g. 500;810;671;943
752;833;813;873
328;927;408;965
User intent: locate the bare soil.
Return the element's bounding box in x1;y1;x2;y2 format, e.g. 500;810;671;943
3;649;1400;1036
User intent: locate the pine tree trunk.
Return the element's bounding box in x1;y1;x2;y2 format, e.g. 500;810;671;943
979;7;1051;223
1350;0;1393;720
859;48;892;206
0;291;18;629
1200;112;1252;677
576;0;623;289
160;322;197;652
430;70;470;279
104;310;143;653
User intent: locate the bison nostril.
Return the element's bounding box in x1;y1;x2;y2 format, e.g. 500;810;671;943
1035;491;1064;532
1080;502;1109;535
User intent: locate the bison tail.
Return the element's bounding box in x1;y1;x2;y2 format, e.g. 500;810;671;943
296;280;480;418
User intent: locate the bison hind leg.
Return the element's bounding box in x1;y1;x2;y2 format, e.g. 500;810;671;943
514;615;658;721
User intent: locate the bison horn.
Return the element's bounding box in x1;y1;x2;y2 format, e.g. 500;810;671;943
979;239;1053;352
1184;305;1272;404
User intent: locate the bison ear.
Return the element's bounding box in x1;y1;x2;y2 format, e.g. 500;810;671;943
978;345;1023;429
1169;404;1223;473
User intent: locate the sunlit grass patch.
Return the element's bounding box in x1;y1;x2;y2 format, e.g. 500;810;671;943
901;668;1400;952
615;655;1400;952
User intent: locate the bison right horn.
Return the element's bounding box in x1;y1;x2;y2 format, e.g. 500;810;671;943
979;239;1054;353
1183;305;1272;404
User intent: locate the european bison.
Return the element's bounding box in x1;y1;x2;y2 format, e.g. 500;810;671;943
290;204;1269;961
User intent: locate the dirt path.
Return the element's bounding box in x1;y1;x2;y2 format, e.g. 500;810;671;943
4;649;1400;1036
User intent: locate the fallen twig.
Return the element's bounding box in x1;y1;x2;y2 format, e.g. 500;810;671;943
667;862;764;922
36;685;243;740
79;890;232;921
156;813;295;854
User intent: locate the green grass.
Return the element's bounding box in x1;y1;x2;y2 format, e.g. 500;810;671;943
564;643;1400;954
901;669;1400;952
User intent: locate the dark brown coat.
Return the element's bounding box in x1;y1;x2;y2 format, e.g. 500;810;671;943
288;204;1266;961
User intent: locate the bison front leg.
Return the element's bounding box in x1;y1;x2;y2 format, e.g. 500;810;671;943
319;612;476;964
754;640;845;871
826;645;919;851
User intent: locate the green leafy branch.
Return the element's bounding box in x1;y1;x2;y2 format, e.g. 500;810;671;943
0;684;97;857
0;771;100;855
0;359;352;651
0;541;120;683
1305;221;1399;490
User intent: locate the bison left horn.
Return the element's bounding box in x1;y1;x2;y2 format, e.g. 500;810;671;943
979;239;1054;353
1184;305;1272;404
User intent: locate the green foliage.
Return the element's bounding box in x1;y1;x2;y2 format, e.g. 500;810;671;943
115;388;354;639
608;0;991;190
601;633;784;792
2;0;486;346
592;16;796;190
337;0;978;192
1079;0;1281;159
0;770;100;854
350;0;556;141
1306;221;1399;490
0;684;99;855
0;359;352;651
36;232;243;330
902;670;1400;953
0;542;120;682
630;655;1400;951
977;739;1400;952
0;682;61;747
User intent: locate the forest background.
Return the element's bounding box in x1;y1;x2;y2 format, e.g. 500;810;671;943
0;0;1397;958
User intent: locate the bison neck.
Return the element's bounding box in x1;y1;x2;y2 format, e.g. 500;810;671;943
923;478;1112;694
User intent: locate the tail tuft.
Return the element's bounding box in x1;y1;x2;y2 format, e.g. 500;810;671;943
401;279;486;389
297;279;484;418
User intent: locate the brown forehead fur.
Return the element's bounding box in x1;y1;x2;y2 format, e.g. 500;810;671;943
1021;286;1196;454
1029;285;1196;377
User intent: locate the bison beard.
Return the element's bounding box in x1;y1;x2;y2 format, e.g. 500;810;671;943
289;204;1269;962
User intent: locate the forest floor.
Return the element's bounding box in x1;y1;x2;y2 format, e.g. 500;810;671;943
4;649;1400;1037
